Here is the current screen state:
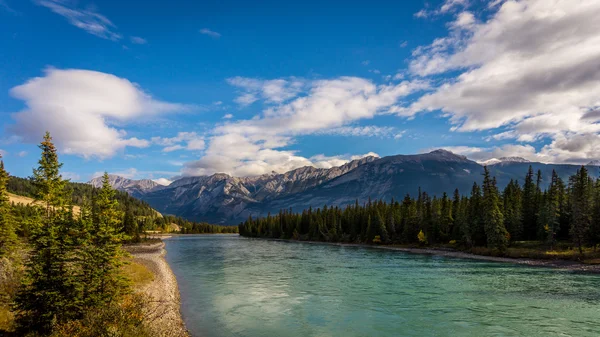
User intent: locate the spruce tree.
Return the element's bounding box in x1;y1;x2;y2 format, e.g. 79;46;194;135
503;180;523;241
482;167;508;253
14;132;80;334
570;167;593;256
88;172;129;306
521;166;537;240
590;178;600;249
0;154;18;257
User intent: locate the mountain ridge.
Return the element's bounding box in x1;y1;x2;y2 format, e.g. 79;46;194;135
93;150;600;224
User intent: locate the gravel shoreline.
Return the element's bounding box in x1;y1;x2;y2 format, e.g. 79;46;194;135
257;238;600;273
125;241;190;337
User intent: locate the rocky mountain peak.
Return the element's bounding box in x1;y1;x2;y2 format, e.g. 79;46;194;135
588;160;600;166
427;149;469;161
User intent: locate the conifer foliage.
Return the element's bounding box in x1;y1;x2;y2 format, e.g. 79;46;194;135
0;154;18;257
240;165;600;257
12;133;129;336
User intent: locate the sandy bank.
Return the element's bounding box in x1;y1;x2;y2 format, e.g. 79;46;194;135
258;238;600;273
125;242;189;337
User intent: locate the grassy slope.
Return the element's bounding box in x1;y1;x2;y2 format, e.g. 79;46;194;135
8;192;82;215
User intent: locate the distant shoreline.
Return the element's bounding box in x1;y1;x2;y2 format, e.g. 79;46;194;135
247;237;600;274
125;241;190;337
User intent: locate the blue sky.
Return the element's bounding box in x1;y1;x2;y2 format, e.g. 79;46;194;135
1;0;599;183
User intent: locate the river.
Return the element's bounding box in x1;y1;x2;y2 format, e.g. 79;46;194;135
164;235;600;337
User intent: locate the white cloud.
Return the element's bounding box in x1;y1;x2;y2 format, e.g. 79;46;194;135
153;178;172;186
408;0;600;163
309;152;380;169
430;144;541;163
440;0;469;14
183;76;427;176
130;36;147;44
199;28;221;38
152;132;205;152
322;126;401;138
37;0;121;40
223;113;234;119
62;171;81;181
227;76;305;106
450;11;476;30
0;149;6;157
9;68;187;159
17;151;27;157
415;0;470;18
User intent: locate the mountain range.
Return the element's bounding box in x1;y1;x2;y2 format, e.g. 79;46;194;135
90;150;600;224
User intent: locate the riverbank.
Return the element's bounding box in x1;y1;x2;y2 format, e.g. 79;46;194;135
125;241;189;337
254;238;600;273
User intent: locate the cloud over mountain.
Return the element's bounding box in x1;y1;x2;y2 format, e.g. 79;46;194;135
409;0;600;163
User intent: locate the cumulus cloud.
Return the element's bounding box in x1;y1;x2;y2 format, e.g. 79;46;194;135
183;76;427;176
152;132;205;153
223;114;234;119
37;0;121;40
9;68;187;159
227;76;305;106
321;126;403;138
408;0;600;163
199;28;221;38
434;144;540;163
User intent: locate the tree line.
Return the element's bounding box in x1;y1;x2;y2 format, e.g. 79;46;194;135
239;166;600;256
0;132;232;336
1;132;147;335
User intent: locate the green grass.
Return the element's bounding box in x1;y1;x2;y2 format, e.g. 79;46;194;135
122;258;154;287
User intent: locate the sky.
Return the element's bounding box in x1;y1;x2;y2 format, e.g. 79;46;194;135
1;0;600;184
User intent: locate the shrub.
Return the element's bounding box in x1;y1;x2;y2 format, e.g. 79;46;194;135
50;294;152;337
417;230;428;246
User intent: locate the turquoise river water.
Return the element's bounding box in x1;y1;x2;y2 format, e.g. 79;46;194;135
164;235;600;337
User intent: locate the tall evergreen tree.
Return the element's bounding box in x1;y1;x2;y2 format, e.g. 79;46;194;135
521;166;538;240
538;170;561;247
570;166;593;256
482;167;508;252
590;179;600;249
14;132;80;334
502;180;522;241
0;154;18;257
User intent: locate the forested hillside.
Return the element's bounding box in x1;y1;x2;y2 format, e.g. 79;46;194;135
0;133;235;336
240;166;600;259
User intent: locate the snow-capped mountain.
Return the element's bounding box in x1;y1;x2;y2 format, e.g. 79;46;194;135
88;174;163;198
588;160;600;166
95;151;595;224
480;157;530;166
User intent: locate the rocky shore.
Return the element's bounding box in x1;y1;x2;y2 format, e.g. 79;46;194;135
125;241;189;337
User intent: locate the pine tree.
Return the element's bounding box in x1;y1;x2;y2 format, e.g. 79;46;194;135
570;167;593;256
538;170;561;247
590;178;600;249
14;132;80;334
466;182;484;246
482;167;508;253
87;172;129;306
0;154;18;257
522;166;537;240
503;180;523;241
